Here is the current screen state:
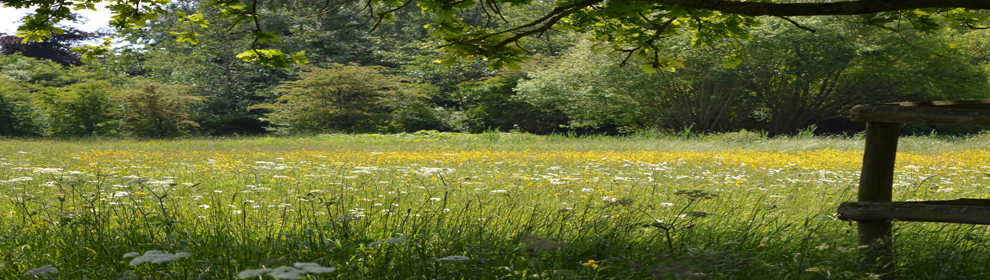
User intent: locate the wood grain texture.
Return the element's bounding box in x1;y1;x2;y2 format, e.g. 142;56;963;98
838;201;990;225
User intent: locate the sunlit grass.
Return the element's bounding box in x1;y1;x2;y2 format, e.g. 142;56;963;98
1;132;989;279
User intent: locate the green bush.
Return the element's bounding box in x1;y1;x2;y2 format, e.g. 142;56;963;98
0;79;45;136
45;80;122;137
455;72;569;134
258;64;429;133
517;17;990;136
118;82;203;137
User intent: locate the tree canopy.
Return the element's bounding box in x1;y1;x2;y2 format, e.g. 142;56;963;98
0;13;109;66
3;0;989;69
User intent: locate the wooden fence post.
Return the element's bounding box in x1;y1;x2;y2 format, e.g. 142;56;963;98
857;122;900;275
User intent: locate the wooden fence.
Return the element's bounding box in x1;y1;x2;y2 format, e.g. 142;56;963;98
836;99;990;277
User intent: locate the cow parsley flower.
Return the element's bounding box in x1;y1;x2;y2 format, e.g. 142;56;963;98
267;266;306;279
293;262;336;273
436;255;471;261
24;265;58;277
237;268;273;278
124;250;191;266
237;262;336;279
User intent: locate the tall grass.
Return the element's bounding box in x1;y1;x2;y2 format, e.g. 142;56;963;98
1;132;988;279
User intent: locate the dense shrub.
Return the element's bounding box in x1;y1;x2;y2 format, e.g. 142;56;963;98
0;79;45;136
516;18;990;136
118;82;203;137
455;72;568;134
257;64;432;133
44;80;122;136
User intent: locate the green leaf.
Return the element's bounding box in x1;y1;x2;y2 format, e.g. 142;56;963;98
171;32;200;44
641;63;657;74
72;45;110;60
723;45;747;69
178;12;210;28
291;50;309;65
433;56;459;66
255;31;280;44
236;49;297;68
236;50;260;62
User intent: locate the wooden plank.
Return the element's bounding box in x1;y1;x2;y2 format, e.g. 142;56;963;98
856;122;899;274
903;198;990;207
894;99;990;109
838;201;990;225
850;104;990;126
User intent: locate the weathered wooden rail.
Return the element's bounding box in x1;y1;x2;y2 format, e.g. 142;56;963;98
836;99;990;277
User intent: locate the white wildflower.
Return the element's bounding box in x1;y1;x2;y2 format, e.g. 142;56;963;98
127;179;150;185
24;265;57;277
581;188;594;192
0;177;33;184
293;262;336;273
416;167;455;177
237;268;273;278
238;263;335;279
124;250;191;266
338;214;361;221
147;179;174;185
109;191;130;198
436;255;471;261
32;168;63;174
268;266;305;279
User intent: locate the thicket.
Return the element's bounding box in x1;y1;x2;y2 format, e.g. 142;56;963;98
2;9;990;137
516;18;990;136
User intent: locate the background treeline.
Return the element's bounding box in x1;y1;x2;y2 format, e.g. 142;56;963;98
2;0;990;138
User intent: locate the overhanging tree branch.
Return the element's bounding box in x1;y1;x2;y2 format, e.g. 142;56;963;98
629;0;990;16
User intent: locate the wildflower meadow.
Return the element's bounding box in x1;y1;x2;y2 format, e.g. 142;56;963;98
1;132;989;279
